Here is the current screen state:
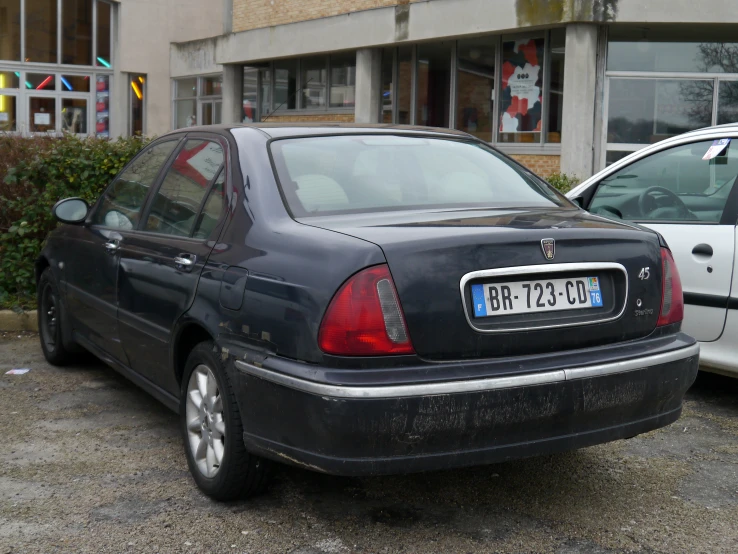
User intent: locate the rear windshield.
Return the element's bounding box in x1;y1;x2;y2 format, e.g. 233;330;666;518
267;135;570;217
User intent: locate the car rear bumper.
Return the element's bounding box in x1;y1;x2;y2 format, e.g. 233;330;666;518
230;336;699;476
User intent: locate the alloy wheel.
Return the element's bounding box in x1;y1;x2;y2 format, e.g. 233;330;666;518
40;284;58;351
185;364;226;478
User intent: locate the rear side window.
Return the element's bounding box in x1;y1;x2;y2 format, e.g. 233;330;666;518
267;135;568;217
144;139;225;236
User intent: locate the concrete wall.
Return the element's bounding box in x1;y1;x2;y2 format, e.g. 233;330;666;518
233;0;422;33
115;0;224;136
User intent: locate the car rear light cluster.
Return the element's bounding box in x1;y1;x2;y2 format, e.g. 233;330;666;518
318;264;414;356
657;247;684;327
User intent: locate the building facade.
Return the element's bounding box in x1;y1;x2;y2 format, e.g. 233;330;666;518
170;0;738;180
0;0;223;138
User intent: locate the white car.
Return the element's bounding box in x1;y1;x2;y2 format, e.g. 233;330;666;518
568;124;738;377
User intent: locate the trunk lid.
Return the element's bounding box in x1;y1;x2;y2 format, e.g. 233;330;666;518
300;208;664;360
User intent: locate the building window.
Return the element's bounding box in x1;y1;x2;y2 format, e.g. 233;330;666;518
381;31;564;149
301;56;327;109
129;74;145;135
274;59;297;111
26;0;58;63
62;0;93;66
0;0;21;61
243;67;258;122
96;1;111;67
603;28;738;167
173;75;222;128
330;52;355;108
0;0;113;136
456;37;496;142
416;42;452;128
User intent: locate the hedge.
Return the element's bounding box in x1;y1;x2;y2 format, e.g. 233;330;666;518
0;134;150;310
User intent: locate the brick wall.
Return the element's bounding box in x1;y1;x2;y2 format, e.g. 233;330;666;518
233;0;419;33
510;154;561;177
263;113;355;123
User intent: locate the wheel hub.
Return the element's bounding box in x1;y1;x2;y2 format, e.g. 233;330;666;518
185;364;225;478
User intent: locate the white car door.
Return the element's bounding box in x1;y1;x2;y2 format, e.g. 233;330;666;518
585;138;738;342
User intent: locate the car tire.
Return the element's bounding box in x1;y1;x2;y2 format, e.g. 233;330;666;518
37;267;74;366
180;341;274;500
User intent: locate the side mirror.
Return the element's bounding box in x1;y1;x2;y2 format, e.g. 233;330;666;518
52;198;89;224
570;196;584;208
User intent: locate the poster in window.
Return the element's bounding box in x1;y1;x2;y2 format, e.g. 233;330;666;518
95;76;110;137
499;38;544;134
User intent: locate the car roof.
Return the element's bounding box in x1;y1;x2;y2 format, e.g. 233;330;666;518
165;123;473;140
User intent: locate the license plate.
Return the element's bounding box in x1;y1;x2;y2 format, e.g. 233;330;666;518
471;276;603;317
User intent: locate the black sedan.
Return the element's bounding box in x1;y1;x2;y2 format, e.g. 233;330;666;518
37;124;699;500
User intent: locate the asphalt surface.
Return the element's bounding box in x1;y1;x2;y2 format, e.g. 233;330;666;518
1;334;737;554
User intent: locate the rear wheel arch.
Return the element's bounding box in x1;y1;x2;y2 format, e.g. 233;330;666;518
173;322;214;387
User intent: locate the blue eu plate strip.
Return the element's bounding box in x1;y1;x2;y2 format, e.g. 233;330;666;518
471;284;487;317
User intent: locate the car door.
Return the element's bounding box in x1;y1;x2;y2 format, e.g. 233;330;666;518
586;138;738;342
65;139;181;361
117;136;227;396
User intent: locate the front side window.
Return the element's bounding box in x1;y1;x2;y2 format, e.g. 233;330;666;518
144;140;225;236
590;140;738;223
92;141;179;229
266;135;568;217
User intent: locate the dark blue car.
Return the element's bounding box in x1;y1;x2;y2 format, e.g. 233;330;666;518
37;124;699;500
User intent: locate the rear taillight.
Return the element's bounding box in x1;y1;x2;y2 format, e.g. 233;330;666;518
657;247;684;327
318;264;414;356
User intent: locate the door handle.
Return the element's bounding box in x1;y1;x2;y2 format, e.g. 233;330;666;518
692;243;713;257
104;240;119;253
174;254;197;270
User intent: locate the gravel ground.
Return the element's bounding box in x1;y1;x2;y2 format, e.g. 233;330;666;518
1;335;737;554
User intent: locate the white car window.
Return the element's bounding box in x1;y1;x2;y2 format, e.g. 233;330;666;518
589;140;738;223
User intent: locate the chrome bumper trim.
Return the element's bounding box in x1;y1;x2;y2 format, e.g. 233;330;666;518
234;343;699;399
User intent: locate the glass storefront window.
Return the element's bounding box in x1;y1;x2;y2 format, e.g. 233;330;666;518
259;67;271;119
330;52;355;108
717;81;738;125
27;73;57;91
175;99;196;128
243;68;258;122
456;37;496;142
61;74;91;92
498;36;544;144
96;1;112;68
547;29;565;144
0;0;21;61
62;98;87;133
381;49;393;123
62;0;93;66
29;97;55;132
176;78;197;98
130;74;145;135
301;56;327;109
26;0;58;64
274;59;297;110
0;71;20;89
416;42;452;128
397;47;412;125
608;41;738;73
607;78;713;145
0;95;17;131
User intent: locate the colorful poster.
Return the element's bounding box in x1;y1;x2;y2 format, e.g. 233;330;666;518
95;76;110;137
500;38;544;134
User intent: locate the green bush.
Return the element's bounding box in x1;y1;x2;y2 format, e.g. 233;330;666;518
546;172;580;194
0;134;150;310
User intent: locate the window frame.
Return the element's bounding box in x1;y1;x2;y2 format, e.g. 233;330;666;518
137;133;229;240
172;74;223;129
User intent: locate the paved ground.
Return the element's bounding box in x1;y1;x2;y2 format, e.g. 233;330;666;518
1;335;737;554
